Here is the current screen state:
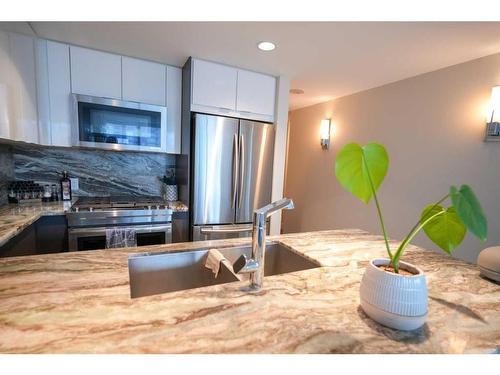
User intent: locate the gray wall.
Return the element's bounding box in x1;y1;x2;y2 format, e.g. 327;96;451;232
0;143;175;198
284;52;500;264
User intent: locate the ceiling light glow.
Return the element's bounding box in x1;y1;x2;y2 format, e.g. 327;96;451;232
257;41;276;51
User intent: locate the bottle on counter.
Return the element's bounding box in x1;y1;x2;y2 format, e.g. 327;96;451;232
42;185;52;203
51;184;59;202
60;171;72;201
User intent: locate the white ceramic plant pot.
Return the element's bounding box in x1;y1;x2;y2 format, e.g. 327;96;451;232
360;258;428;331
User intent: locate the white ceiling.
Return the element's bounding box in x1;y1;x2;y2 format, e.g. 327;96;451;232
3;22;500;110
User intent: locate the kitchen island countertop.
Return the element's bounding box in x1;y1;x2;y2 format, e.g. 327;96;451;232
0;229;498;353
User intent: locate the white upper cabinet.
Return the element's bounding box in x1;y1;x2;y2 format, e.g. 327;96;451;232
35;39;51;146
8;33;38;144
1;32;182;153
166;65;181;154
36;40;73;147
70;46;121;99
192;59;237;111
47;41;72;147
122;57;166;105
0;31;12;140
236;70;276;117
190;58;276;122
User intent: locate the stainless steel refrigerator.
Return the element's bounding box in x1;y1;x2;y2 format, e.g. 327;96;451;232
191;113;275;241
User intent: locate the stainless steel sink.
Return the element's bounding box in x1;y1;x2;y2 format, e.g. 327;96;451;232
128;242;320;298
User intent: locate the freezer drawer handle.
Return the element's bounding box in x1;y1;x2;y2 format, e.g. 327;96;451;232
200;226;253;234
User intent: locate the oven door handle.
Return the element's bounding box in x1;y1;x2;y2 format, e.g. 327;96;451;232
68;224;172;236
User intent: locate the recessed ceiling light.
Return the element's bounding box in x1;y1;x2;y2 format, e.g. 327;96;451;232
290;88;304;95
257;41;276;51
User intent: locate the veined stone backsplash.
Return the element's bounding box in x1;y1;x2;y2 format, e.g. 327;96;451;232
1;143;175;198
0;145;14;205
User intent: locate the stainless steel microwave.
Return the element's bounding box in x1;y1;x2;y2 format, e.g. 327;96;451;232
73;94;167;153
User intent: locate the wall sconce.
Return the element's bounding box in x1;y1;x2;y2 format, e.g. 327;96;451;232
485;86;500;141
320;119;331;150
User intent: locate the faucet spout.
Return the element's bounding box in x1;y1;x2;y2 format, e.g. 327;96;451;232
253;198;295;227
232;198;295;290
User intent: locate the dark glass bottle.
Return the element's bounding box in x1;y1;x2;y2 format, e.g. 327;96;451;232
60;171;72;201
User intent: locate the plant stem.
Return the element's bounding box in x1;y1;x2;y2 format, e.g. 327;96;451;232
362;157;392;259
392;210;446;271
390;194;449;273
402;194;449;247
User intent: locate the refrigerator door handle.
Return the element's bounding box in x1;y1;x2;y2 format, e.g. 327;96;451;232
232;133;239;208
238;133;245;208
200;225;253;234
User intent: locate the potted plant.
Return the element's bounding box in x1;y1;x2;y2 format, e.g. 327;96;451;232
335;143;488;330
161;168;178;201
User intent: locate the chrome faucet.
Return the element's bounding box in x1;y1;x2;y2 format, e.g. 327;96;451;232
233;198;294;290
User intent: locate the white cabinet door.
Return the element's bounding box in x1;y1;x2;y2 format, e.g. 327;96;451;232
0;31;12;140
166;65;181;154
70;46;121;99
122;57;166;105
36;40;72;147
47;41;72;147
9;33;38;143
236;70;276;117
192;59;237;111
35;39;51;145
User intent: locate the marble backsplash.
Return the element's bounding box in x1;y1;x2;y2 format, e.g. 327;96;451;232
0;145;14;205
3;143;175;198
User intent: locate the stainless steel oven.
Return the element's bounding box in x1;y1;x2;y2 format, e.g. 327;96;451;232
66;197;174;251
68;223;172;251
73;94;167;153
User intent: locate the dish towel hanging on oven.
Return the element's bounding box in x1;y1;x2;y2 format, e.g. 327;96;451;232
105;228;137;249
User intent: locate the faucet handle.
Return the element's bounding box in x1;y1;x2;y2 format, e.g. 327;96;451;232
232;254;259;274
232;254;247;273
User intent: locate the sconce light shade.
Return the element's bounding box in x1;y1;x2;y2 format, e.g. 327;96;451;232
486;86;500;140
490;86;500;122
320;119;331;150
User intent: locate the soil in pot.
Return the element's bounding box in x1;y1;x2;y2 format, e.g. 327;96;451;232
377;264;415;276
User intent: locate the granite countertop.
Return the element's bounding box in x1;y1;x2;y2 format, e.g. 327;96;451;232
0;229;498;353
0;200;189;247
0;201;74;247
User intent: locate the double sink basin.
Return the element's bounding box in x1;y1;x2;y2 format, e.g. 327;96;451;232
128;242;320;298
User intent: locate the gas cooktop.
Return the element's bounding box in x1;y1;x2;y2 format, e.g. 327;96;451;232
67;195;174;228
71;195;170;212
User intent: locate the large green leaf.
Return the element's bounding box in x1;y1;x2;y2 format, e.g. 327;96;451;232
450;185;488;241
421;204;466;254
335;143;389;203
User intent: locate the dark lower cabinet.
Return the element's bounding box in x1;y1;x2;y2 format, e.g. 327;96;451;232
0;215;68;258
172;211;189;243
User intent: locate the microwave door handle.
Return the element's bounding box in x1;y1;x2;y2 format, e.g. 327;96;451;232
238;134;245;208
232;133;239;208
